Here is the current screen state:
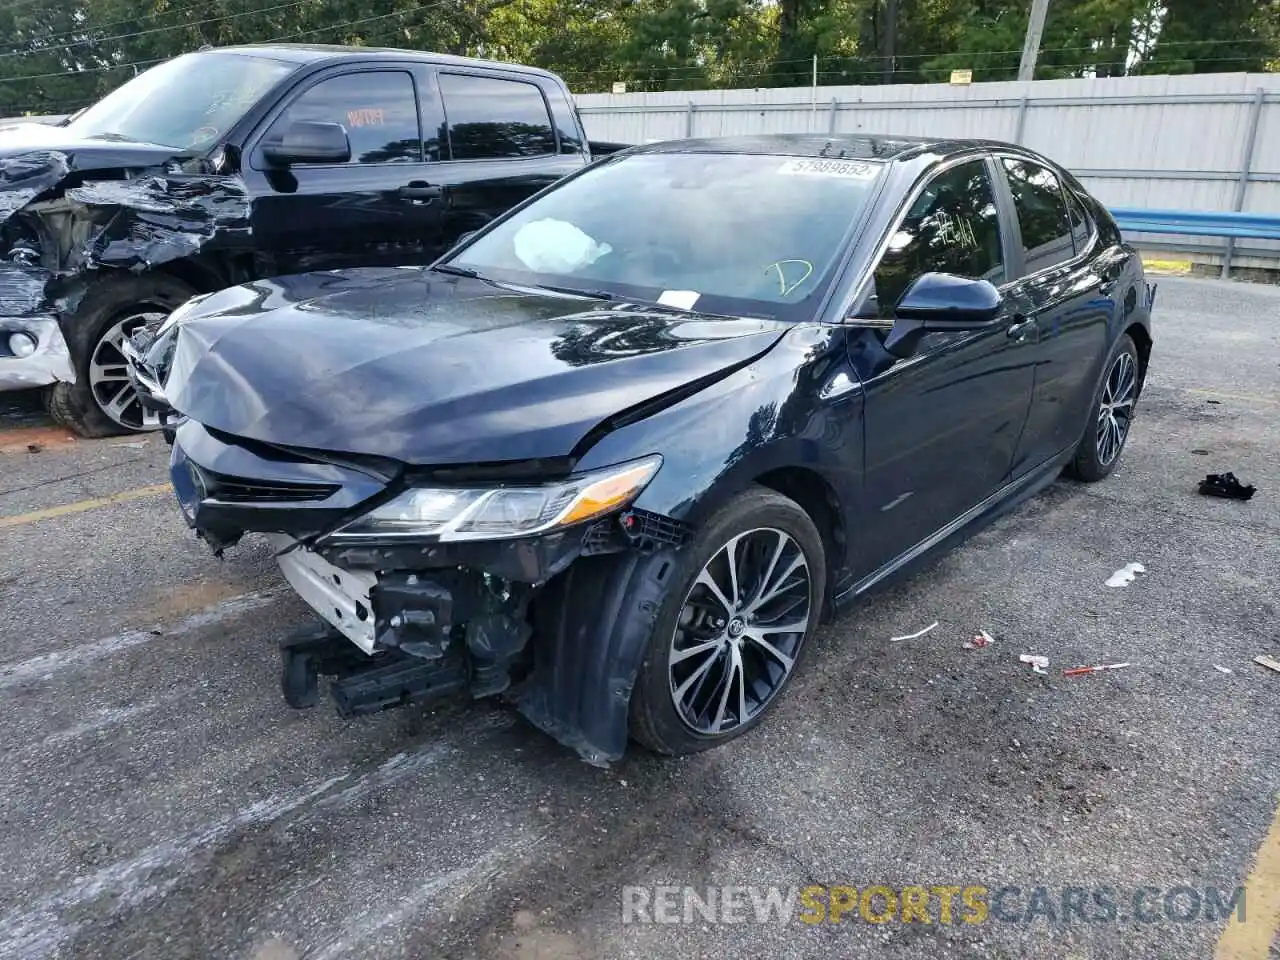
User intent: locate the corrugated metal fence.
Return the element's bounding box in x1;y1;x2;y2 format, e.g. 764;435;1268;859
576;72;1280;269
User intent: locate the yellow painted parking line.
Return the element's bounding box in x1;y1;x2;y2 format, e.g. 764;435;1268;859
0;483;171;528
1215;800;1280;960
1143;257;1193;276
1189;389;1280;407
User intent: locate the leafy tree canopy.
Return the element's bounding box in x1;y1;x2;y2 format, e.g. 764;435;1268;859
0;0;1274;116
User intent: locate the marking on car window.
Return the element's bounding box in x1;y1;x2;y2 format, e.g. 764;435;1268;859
766;259;813;296
346;108;387;128
934;211;978;250
776;158;877;179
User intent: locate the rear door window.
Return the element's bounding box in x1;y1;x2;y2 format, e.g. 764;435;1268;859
438;73;557;160
1001;158;1075;273
268;71;422;165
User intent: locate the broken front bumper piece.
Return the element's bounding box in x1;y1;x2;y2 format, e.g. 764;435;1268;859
0;315;74;390
268;533;535;716
167;419;692;763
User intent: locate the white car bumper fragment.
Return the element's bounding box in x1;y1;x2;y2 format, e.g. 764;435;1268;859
0;316;75;390
269;534;378;653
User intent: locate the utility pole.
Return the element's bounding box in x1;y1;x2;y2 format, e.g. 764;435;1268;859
1018;0;1051;81
883;0;898;83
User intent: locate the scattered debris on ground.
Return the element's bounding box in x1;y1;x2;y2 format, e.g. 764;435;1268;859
890;621;938;642
1106;562;1146;588
1254;655;1280;675
1213;665;1234;675
1198;472;1256;501
1063;662;1131;677
964;630;995;650
1019;654;1049;675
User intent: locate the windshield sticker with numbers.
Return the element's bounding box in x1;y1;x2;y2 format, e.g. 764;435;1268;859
776;158;879;179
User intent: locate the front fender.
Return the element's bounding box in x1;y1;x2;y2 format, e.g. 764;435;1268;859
575;323;860;527
520;325;862;763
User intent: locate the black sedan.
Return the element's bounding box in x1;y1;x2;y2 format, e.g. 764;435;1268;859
129;134;1155;763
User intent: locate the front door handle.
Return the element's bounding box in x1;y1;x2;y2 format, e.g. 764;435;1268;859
1006;316;1036;341
399;181;443;201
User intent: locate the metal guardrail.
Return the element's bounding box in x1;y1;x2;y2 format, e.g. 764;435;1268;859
1110;208;1280;278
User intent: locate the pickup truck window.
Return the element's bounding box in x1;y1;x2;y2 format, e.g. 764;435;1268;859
438;73;557;160
268;71;424;164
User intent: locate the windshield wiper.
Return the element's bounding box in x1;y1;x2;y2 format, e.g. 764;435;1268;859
432;263;485;280
531;283;616;301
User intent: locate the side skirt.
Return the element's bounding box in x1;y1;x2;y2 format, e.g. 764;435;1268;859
833;450;1072;611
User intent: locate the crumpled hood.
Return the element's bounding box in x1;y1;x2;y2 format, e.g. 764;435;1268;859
0;123;185;172
160;268;789;465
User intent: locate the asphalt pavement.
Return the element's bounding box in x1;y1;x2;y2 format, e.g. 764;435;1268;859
0;275;1277;960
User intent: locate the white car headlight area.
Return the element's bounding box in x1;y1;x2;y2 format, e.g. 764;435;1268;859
331;454;663;541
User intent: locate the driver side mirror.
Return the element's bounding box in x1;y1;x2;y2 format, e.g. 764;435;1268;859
884;272;1003;358
262;120;351;166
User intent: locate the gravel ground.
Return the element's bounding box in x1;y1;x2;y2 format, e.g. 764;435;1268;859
0;275;1277;960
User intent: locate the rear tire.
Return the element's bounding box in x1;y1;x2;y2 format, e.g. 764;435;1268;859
1065;333;1141;483
629;486;825;756
46;273;198;438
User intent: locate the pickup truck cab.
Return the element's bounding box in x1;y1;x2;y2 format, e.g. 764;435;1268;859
0;44;604;435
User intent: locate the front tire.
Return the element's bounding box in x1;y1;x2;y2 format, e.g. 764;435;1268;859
46;274;198;438
629;487;826;756
1065;333;1141;483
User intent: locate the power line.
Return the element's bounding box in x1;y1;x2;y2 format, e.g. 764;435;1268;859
266;0;460;42
0;0;327;62
0;0;462;89
0;0;228;54
0;57;166;86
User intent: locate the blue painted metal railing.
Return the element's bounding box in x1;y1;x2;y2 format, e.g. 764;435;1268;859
1109;208;1280;241
1109;207;1280;278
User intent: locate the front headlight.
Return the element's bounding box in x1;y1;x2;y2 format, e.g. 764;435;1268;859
331;455;662;542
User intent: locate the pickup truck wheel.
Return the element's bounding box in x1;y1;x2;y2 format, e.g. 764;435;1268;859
629;487;825;756
47;274;198;437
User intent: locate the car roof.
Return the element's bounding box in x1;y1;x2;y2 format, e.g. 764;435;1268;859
629;133;1020;163
206;43;560;79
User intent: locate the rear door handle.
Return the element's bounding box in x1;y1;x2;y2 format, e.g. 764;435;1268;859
399;181;443;201
1006;316;1036;341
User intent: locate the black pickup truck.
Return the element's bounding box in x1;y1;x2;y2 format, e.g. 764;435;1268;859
0;44;618;436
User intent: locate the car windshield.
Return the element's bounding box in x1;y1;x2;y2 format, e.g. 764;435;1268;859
448;151;885;319
67;52;297;151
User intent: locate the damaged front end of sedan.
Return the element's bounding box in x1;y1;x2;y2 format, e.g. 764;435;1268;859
168;416;690;766
0;145;249;392
125;268;792;764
